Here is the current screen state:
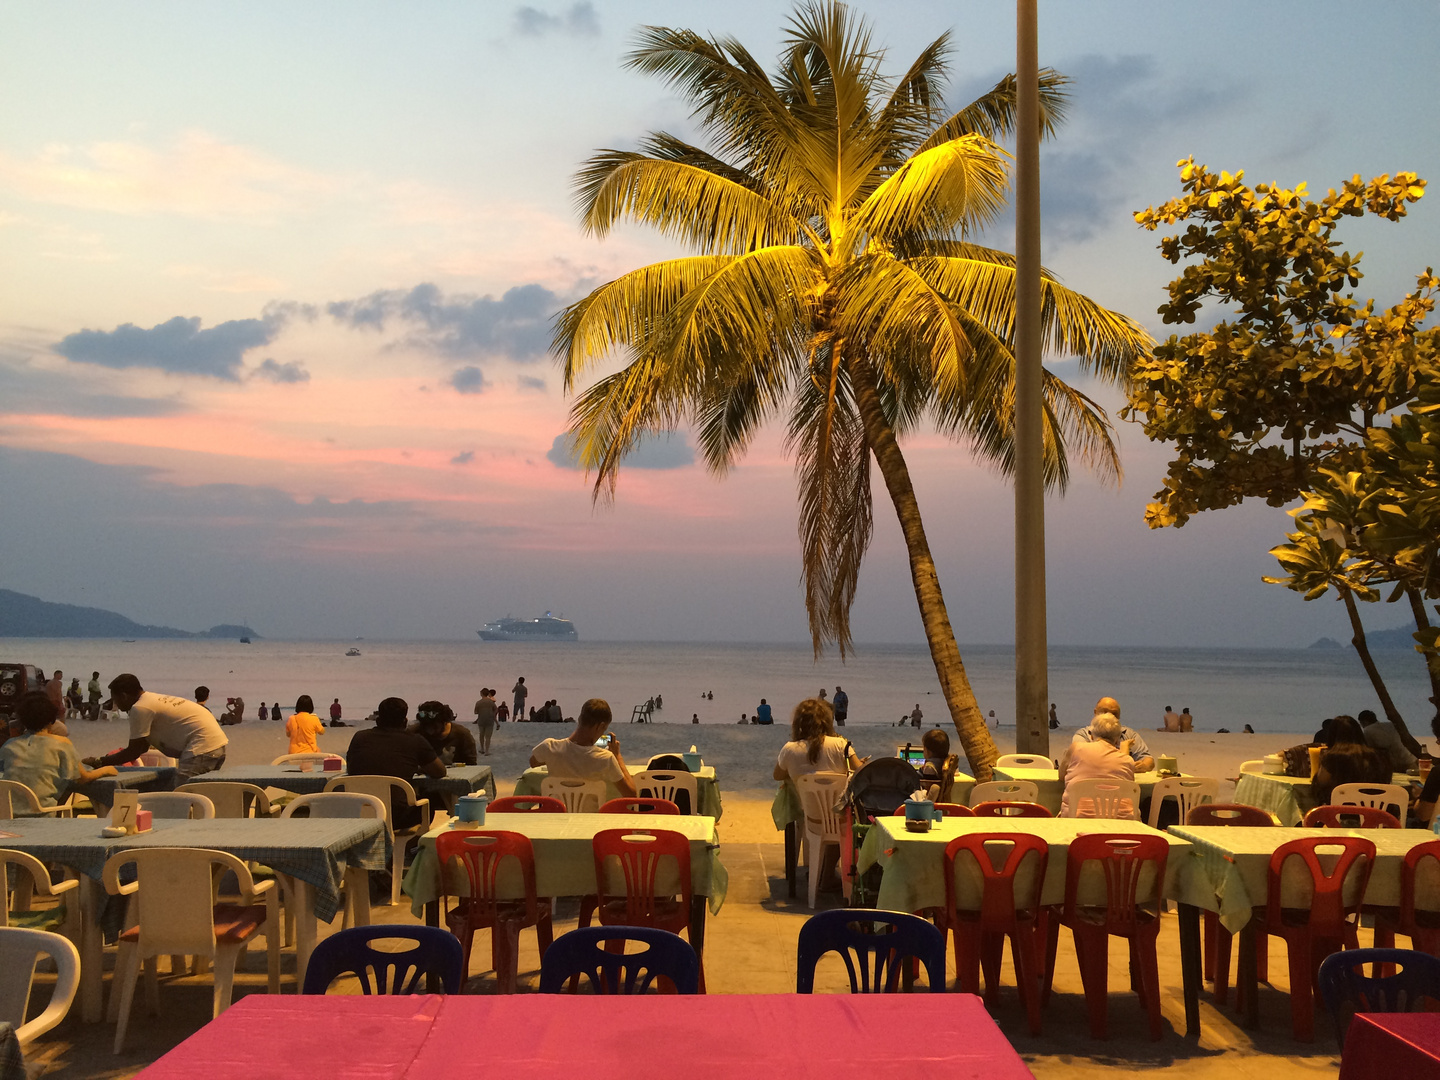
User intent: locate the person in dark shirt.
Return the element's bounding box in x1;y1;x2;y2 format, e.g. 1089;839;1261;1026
409;700;477;766
1312;714;1391;806
347;697;445;827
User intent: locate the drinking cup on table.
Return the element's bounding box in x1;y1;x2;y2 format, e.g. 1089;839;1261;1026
1420;756;1432;781
1308;745;1324;779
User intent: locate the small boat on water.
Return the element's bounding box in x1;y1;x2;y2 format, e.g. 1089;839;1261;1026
345;647;361;657
240;636;251;644
477;613;578;642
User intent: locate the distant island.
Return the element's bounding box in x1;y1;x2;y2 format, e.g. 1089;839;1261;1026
0;590;259;640
1309;625;1418;650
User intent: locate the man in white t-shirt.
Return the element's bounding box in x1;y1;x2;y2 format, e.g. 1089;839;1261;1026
84;673;229;779
529;698;637;797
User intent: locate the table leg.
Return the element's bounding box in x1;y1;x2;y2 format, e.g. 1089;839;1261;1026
425;900;439;928
1238;920;1259;1028
78;877;106;1022
282;876;318;993
784;822;797;899
1178;903;1202;1039
345;867;372;927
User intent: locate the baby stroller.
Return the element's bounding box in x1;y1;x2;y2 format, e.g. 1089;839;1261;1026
840;757;924;908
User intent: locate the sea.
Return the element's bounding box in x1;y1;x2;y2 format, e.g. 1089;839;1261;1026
5;637;1435;737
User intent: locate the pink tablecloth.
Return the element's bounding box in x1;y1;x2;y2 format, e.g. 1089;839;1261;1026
1338;1014;1440;1080
137;993;1034;1080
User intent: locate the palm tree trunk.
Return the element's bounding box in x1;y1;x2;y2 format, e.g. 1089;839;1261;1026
1341;587;1412;746
850;353;999;781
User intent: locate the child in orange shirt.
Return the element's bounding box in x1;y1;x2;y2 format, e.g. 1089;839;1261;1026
286;695;326;754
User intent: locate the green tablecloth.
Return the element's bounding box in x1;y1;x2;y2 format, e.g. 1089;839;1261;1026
402;812;728;918
770;769;978;832
992;766;1179;815
514;765;721;820
1232;771;1416;826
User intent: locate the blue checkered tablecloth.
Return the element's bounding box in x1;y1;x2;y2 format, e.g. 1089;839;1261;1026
76;765;178;811
185;765;495;803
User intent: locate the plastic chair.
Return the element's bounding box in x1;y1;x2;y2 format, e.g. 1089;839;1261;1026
271;753;345;767
996;754;1054;769
1372;839;1440;959
0;780;71;818
972;801;1052;818
1145;777;1218;829
0;849;79;935
1317;947;1440;1048
795;909;946;993
136;750;176;767
279;792;387;820
1250;835;1376;1041
891;803;972;817
1054;833;1169;1039
488;795;567;814
1186;803;1278;827
435;830;553;993
601;797;681;815
138;791;215;819
0;927;81;1048
970;780;1041;805
634;771;698;815
324;775;430;906
940;832;1049;1032
794;773;847;909
177;782;272;819
538;926;699;995
1184;803;1276;1004
301;925;462;994
1239;759;1265;774
1062;779;1140;820
1303;804;1401;829
540;776;605;813
103;847;279;1053
1331;782;1410;821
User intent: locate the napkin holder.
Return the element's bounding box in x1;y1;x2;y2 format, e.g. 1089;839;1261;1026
1263;754;1285;775
133;808;153;833
903;796;941;830
322;757;343;772
682;751;703;771
1157;754;1178;776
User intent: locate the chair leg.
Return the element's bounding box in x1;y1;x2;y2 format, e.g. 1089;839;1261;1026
495;922;521;994
1074;926;1110;1039
1256;929;1269;983
806;833;825;909
1213;923;1234;1005
956;925;981;994
1203;911;1216;982
1042;909;1060;1005
535;911;554;960
1285;936;1313;1042
390;839;407;907
143;956;161;1015
1139;930;1163;1041
979;932;1004;1006
111;944;141;1054
1013;927;1043;1036
213;945;241;1018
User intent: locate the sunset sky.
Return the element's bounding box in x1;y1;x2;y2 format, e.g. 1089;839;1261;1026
2;1;1437;646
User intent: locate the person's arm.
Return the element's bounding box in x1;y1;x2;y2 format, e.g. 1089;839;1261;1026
773;762;789;782
85;737;148;768
77;762;118;783
454;728;477;766
845;741;864;771
607;734;638;797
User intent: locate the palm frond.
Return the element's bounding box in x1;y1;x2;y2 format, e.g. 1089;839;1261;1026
850;134;1010;242
875;32;953;151
916;68;1071;152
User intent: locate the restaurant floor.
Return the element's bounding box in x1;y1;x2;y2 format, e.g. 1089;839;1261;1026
25;828;1349;1079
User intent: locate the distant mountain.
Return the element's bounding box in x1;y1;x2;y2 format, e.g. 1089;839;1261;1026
1310;624;1420;650
0;590;260;640
1308;636;1344;650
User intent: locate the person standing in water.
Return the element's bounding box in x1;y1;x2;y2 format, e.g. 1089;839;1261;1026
512;677;528;723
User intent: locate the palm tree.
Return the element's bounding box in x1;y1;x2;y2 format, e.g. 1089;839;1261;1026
553;2;1151;780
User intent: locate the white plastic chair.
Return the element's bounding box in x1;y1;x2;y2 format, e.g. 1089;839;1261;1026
795;772;848;909
635;770;699;814
271;753;345;767
1332;782;1410;821
280;792;386;820
1145;777;1219;829
1063;778;1141;820
0;926;81;1048
177;782;272;819
0;780;72;818
969;779;1040;806
324;776;430;906
540;776;605;814
103;848;279;1053
996;754;1055;770
136;750;177;767
1239;759;1266;775
0;849;79;936
137;792;215;820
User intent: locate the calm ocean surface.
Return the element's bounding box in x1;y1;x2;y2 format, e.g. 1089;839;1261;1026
6;637;1434;737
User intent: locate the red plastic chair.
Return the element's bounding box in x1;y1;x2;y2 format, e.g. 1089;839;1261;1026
1302;805;1401;829
1372;839;1440;960
586;828;705;991
435;830;553;993
1054;833;1169;1039
601;798;682;815
938;832;1049;1034
1250;835;1376;1041
1185;803;1277;1004
487;796;566;814
972;801;1052;818
891;803;973;817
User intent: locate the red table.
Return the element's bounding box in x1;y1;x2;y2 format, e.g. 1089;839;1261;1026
136;993;1035;1080
1338;1014;1440;1080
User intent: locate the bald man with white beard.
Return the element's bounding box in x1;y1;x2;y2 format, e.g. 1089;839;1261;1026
1059;696;1156;776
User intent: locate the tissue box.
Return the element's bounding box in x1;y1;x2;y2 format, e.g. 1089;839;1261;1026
134;809;153;833
323;757;343;772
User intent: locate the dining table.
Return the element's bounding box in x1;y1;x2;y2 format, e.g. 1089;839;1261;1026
514;763;723;819
1337;1013;1440;1080
183;764;496;812
1230;770;1417;826
74;765;179;814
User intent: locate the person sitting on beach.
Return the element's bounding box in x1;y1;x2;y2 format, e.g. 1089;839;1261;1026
1060;712;1135;817
347;697;446;828
1180;707;1194;732
755;699;774;725
1064;696;1155;774
2;691;116;807
1312;714;1391;805
773;698;863;784
286;695;326;755
410;701;476;766
916;728;960;802
529;698;637;797
83;674;229;780
1160;706;1182;732
1357;708;1416;774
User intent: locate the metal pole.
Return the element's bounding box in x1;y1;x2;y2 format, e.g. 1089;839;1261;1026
1013;0;1048;755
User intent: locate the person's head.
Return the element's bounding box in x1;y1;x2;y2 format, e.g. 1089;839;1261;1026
332;698;339;704
835;686;842;693
760;698;767;705
576;698;612;737
1328;715;1365;746
295;694;314;714
92;671;99;680
195;686;209;703
516;676;525;684
17;690;58;732
415;700;454;733
790;698;836;762
1164;705;1172;712
1095;696;1121;719
375;697;408;729
108;673;143;711
1090;712;1123;746
921;727;950;760
1357;709;1378;727
1182;707;1190;714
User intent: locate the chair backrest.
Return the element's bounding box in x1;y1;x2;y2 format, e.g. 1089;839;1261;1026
537;926;699;995
1303;805;1402;829
177;782;270;819
996;754;1054;769
795;773;847;837
435;830;540;926
591;829;692;922
634;771;697;815
646;754;691;772
0;926;81;1046
324;774;420;829
969;780;1040;805
280;792;387;821
138;791;216;819
944;832;1049;925
137;750;176;767
0;780;42;819
1238;759;1265;775
971;800;1053;818
891;803;972;817
1399;838;1440;928
601;798;681;815
1063;778;1141;820
539;776;605;813
271;753;345;767
1063;833;1169;931
1318;948;1440;1048
1266;836;1376;935
1331;782;1410;821
488;795;567;814
101;847;260;956
301;925;463;995
1186;803;1277;827
1145;777;1219;829
0;849;73;928
795;909;946;993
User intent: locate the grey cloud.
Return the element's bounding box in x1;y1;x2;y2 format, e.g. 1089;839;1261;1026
546;431;695;471
52;312;286;381
252;358;310;384
513;2;599;37
518;375;546;392
451;450;475;465
0;359;185;418
327;282;557;362
451;366;487;394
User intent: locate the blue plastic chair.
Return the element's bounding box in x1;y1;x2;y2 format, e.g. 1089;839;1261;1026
537;926;700;995
796;909;946;993
1318;947;1440;1047
301;925;464;995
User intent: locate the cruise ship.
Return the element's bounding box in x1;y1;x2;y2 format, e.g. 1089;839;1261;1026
477;613;579;642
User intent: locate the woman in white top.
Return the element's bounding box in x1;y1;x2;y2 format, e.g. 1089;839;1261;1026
773;698;863;782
